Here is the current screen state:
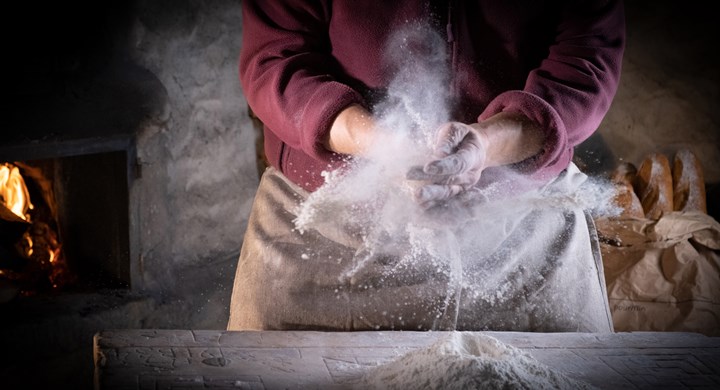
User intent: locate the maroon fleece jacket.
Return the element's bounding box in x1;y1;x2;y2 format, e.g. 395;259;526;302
240;1;625;192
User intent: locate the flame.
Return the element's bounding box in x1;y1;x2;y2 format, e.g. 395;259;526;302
1;162;73;293
0;163;33;221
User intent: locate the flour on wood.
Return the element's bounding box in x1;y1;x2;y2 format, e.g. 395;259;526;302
356;332;596;390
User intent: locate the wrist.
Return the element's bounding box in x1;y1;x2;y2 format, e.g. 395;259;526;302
325;104;376;155
472;112;544;168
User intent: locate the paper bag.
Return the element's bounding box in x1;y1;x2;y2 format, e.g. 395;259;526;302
595;211;720;336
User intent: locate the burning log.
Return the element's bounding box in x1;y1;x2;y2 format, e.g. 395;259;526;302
0;203;29;271
0;201;30;225
0;182;29;302
1;169;32;272
0;162;73;295
0;201;30;249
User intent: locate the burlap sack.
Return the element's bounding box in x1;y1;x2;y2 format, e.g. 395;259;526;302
595;211;720;336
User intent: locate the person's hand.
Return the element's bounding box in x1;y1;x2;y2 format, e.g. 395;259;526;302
407;112;546;209
406;122;490;207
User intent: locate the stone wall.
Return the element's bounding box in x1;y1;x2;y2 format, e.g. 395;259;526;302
128;0;257;302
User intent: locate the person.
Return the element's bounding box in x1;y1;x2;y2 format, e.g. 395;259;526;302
228;1;626;332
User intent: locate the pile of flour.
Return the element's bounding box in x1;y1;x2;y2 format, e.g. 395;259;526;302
356;332;596;390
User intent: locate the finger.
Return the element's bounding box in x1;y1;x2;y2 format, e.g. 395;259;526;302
414;183;466;203
434;122;470;157
406;165;454;184
424;154;468;176
406;165;435;180
425;136;484;176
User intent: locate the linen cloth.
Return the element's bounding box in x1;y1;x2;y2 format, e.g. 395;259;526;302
228;165;613;332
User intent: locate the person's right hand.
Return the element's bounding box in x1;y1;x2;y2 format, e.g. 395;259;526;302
406;112;546;209
406;122;490;208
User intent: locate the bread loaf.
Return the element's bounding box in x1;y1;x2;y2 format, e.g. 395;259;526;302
633;153;673;219
610;162;645;218
672;148;707;213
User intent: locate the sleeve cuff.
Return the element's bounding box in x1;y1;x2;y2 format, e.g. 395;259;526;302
299;81;366;164
478;90;571;181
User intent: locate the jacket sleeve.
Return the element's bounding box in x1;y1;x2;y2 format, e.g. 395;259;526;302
479;0;625;181
239;1;365;163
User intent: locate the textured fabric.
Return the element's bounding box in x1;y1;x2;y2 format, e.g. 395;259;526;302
239;0;626;191
227;165;614;332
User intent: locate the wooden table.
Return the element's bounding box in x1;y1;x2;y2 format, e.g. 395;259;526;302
94;330;720;389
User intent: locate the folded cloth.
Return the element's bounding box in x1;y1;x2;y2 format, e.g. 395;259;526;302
228;164;613;332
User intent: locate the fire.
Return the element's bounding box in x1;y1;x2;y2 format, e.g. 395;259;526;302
0;163;33;220
0;162;72;294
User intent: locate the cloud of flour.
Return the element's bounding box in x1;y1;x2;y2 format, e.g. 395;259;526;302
294;22;450;229
294;20;618;236
292;22;621;327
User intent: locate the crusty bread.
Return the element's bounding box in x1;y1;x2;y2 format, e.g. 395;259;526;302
672;148;707;213
633;153;673;219
610;162;645;218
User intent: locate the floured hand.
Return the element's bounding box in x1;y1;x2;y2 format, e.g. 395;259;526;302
406;122;490;208
407;112;545;210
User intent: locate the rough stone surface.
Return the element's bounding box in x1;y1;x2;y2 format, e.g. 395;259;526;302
129;0;258;295
94;330;720;389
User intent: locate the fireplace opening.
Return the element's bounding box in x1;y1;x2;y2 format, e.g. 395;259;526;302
1;162;70;295
1;150;133;297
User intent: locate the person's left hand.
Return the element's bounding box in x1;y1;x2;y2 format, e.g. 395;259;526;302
406;122;490;208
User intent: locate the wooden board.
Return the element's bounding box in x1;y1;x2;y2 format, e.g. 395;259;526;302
94;329;720;389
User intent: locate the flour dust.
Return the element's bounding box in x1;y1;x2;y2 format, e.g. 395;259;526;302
355;332;597;390
293;23;621;331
